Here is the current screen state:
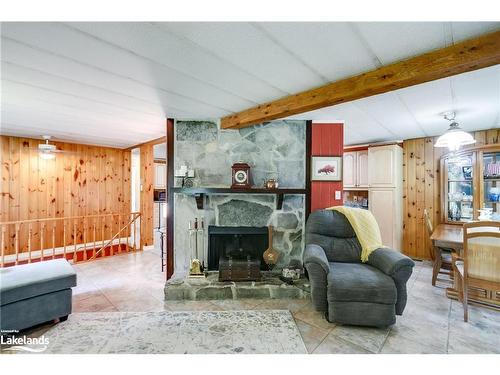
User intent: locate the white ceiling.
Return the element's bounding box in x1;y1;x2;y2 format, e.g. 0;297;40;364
1;22;499;147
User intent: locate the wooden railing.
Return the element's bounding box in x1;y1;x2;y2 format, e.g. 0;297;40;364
0;212;142;267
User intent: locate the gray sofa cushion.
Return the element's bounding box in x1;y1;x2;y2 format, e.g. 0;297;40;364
0;259;77;305
305;210;362;263
327;262;397;305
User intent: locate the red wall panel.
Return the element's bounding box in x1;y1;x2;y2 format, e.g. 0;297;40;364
311;123;344;211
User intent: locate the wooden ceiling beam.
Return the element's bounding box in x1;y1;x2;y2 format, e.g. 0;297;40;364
221;30;500;129
125;135;166;151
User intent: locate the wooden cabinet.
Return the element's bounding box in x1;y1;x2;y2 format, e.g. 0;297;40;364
343;150;368;189
154;162;166;189
368;145;401;188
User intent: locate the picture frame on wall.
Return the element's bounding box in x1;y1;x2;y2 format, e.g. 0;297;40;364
311;156;342;181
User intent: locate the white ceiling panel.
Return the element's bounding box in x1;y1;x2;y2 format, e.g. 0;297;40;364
451;22;500;42
256;22;379;81
450;65;500;131
1;38;225;117
354;22;447;65
0;124;135;148
393;76;454;136
352;92;427;139
2;96;162;131
2;62;169;116
160;22;326;93
2;80;180;123
2;22;250;112
2;104;160;139
67;22;287;105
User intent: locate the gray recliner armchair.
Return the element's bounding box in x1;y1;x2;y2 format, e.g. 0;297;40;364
303;209;415;327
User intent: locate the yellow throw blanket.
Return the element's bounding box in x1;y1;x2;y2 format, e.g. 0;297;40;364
328;206;384;262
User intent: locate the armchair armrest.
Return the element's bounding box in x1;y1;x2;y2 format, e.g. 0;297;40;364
303;244;330;312
367;248;415;315
367;248;415;277
303;244;330;274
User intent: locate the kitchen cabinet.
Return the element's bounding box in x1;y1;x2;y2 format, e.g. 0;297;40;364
154;162;166;189
343;150;368;189
368;145;401;188
367;145;403;250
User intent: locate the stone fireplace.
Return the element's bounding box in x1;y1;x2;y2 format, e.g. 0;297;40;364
170;119;306;281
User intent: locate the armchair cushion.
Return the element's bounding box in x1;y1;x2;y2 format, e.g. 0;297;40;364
305;210;362;263
327;262;397;305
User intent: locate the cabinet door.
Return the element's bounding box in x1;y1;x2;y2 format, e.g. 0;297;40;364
357;150;369;188
343;152;357;188
368;146;396;188
369;189;395;248
154;163;166;189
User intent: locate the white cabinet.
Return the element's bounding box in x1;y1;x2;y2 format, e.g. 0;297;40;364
357;151;369;188
343;150;368;189
154;163;166;189
368;145;402;188
369;189;402;250
343;152;357;188
367;145;403;250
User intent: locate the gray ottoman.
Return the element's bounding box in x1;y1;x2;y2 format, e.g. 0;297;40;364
0;259;77;331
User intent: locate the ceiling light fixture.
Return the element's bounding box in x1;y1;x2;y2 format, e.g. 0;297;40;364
38;136;56;159
434;112;475;151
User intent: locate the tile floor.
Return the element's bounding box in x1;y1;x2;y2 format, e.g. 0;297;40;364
22;249;500;354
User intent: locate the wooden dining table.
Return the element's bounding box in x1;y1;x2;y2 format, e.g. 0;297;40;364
430;223;499;309
430;223;464;252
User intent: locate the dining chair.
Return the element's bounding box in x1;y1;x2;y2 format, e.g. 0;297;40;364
423;209;453;286
454;221;500;322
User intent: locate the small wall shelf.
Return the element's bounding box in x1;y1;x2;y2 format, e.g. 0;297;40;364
171;187;307;210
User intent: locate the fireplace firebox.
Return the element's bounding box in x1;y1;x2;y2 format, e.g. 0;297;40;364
207;226;269;281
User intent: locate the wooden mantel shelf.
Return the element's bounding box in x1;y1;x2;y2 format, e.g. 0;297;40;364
171;187;307;210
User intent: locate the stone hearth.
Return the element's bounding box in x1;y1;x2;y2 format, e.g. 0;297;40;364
164;272;310;301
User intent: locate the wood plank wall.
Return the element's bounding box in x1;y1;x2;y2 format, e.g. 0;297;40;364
0;136;131;255
402;128;499;260
139;143;154;246
311;123;344;211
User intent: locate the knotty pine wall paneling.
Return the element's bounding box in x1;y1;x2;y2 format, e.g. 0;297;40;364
139;143;154;247
402;129;499;260
0;136;131;256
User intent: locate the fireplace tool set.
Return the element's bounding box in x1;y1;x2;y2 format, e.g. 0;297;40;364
188;218;206;277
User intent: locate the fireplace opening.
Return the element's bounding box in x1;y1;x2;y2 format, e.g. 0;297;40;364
207;226;269;281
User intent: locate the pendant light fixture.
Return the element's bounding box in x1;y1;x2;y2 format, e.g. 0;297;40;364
434;112;475;151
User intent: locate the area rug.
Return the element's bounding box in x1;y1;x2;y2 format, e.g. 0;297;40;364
34;310;307;354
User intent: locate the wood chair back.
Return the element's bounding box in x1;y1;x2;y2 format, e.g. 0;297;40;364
423;209;433;236
463;221;500;285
